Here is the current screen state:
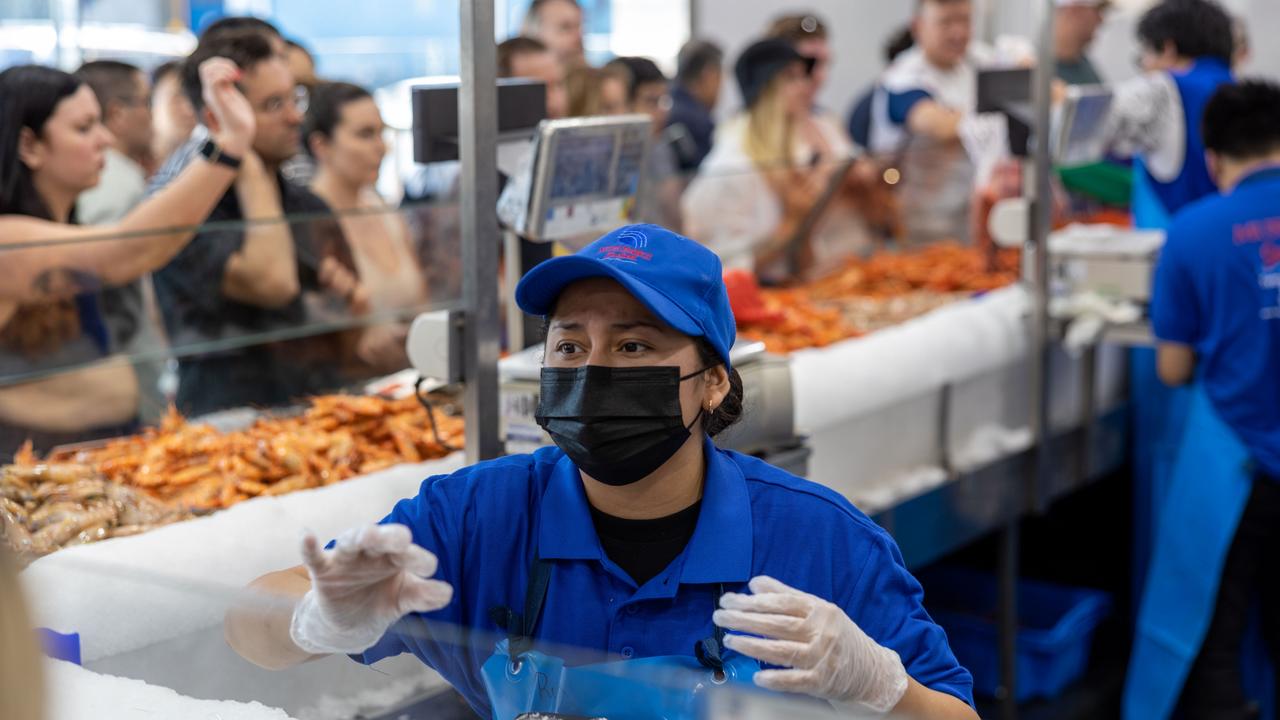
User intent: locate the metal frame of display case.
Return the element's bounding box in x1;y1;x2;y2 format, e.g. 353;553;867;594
458;0;504;463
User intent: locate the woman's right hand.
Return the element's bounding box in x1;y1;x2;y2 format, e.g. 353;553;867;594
199;57;255;159
289;524;453;655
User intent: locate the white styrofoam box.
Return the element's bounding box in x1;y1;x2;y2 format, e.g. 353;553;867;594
789;286;1127;509
790;286;1030;432
46;659;295;720
22;455;465;663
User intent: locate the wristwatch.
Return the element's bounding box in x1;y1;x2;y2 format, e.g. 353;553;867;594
200;138;242;170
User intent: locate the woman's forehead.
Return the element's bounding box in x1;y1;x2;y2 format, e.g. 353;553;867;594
54;86;100;123
341;96;381;124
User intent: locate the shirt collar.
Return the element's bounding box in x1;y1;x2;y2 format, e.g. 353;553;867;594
1234;164;1280;191
536;437;754;585
679;436;754;585
537;452;603;561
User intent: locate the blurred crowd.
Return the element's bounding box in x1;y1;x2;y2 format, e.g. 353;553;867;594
0;0;1262;463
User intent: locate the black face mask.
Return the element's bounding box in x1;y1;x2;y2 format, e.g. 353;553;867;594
536;365;706;487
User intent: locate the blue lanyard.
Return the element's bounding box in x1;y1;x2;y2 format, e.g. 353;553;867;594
490;551;729;672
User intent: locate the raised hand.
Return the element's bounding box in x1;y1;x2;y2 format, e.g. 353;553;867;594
289;524;453;655
199;57;255;159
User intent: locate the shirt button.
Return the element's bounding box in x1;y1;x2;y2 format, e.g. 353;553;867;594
625;605;639;615
621;646;634;658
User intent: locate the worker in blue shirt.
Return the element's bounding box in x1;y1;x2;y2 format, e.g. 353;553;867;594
1128;82;1280;719
225;224;977;719
1106;9;1239;710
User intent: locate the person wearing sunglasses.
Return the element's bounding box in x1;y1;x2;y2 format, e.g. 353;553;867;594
684;40;882;283
226;224;979;720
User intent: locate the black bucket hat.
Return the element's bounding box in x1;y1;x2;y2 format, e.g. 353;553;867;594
734;38;816;108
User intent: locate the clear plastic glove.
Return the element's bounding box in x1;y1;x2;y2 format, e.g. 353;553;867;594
289;524;453;655
958;113;1011;190
714;576;908;715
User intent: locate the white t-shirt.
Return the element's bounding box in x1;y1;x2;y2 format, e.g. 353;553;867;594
869;46;994;155
868;46;1005;244
77;147;147;224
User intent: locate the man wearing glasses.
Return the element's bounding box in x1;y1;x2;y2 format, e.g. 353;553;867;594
150;27;364;417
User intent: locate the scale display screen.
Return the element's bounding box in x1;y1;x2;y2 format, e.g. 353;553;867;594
1055;86;1114;166
525;115;652;242
550;133;617;200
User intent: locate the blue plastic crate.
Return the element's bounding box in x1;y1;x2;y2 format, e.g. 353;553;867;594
917;567;1113;703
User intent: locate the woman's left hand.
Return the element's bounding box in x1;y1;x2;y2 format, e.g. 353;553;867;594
318;257;369;315
714;576;908;714
356;323;410;372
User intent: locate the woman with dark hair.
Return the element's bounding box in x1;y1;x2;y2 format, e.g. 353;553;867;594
305;81;425;372
226;225;976;720
0;58;254;458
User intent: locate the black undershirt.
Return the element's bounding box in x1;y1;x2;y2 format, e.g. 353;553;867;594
589;500;703;587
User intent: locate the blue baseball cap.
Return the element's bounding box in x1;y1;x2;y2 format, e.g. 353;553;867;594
515;224;737;371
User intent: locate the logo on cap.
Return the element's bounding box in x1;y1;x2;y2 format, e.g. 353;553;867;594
616;228;649;249
597;227;653;264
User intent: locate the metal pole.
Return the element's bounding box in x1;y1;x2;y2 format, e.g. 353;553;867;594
1077;345;1098;489
998;520;1020;720
998;4;1057;717
1028;0;1056;514
459;0;504;462
51;0;82;71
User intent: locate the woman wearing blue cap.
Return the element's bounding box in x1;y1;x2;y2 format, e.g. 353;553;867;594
226;225;977;719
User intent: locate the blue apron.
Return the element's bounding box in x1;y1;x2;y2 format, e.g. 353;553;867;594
1126;187;1274;718
1128;157;1179;616
1123;386;1254;718
1121;59;1264;717
482;555;760;720
1130;58;1234;230
1131;157;1172;232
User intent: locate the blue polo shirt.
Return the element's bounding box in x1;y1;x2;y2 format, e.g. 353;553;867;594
1151;166;1280;478
354;437;973;715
